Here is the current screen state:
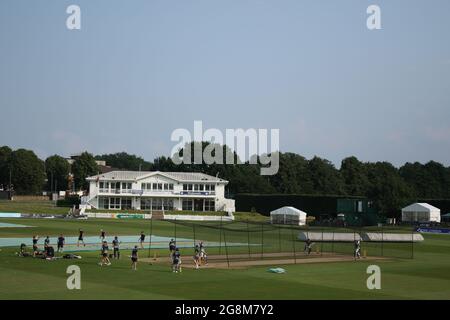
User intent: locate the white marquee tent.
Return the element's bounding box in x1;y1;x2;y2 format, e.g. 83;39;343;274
401;203;441;223
270;206;307;226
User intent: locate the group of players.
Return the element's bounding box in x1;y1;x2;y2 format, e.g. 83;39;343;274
303;238;362;259
29;229;144;269
168;239;208;272
27;231;364;272
29;229;211;271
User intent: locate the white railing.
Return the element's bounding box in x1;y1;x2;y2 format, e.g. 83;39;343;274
141;190;174;194
99;189;124;194
97;189;216;197
163;214;234;221
179;191;216;196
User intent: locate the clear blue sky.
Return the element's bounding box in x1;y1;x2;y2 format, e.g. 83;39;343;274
1;0;449;167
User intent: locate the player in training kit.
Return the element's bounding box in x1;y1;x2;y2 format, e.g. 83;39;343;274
193;246;201;269
131;246;138;270
139;231;145;249
32;235;39;256
172;248;181;273
57;234;65;252
304;238;312;255
112;236;120;259
354;240;361;259
44;236;50;249
100;229;106;242
200;246;208;265
77;229;86;247
169;239;176;254
99;241;111;266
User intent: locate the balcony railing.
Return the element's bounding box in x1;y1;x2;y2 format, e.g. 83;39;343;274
99;188;121;194
142;189;174;194
98;189;215;196
99;189;175;195
179;191;216;196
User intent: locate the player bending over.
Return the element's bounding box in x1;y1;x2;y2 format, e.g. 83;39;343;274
17;243;31;257
44;245;55;260
304;238;312;255
131;246;138;270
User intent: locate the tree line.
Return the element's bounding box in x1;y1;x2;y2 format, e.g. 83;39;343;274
0;143;449;216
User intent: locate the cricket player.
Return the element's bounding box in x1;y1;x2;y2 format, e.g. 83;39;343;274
100;229;106;242
304;238;312;255
44;236;50;249
354;240;361;259
112;236;121;259
139;231;145;249
99;241;111;266
77;229;86;247
32;235;39;257
169;239;176;254
172;248;181;273
193;250;201;269
57;234;65;253
131;246;138;270
200;246;208;265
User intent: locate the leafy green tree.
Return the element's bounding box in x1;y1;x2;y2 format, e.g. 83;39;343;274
399;161;450;199
268;152;314;194
9;149;45;194
0;146;12;188
96;152;152;171
163;141;275;195
366;162;414;217
72;152;99;190
307;156;345;195
152;155;185;172
45;155;70;192
340;156;370;196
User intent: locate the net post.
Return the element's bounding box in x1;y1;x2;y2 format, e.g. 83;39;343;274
291;226;297;264
411;227;414;259
331;229;335;254
223;227;230;268
219;215;223;255
148;216;153;258
193;223;196;250
381;223;384;257
174;218;177;246
278;226;281;253
247;219;251;259
260;222;264;260
321;227;323;256
353;227;356;260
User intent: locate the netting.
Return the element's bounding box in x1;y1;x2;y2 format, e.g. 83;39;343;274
147;219;417;266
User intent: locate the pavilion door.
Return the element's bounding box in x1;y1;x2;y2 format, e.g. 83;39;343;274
194;199;204;211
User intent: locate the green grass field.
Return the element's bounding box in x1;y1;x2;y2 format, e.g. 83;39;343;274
0;200;69;215
0;217;449;299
